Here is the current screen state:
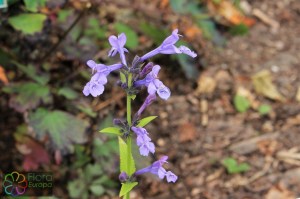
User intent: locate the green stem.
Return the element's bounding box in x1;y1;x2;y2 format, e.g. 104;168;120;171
125;73;133;199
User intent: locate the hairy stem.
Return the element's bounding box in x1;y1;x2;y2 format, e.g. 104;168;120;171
125;73;133;199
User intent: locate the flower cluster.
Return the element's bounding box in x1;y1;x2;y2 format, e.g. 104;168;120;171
83;29;197;188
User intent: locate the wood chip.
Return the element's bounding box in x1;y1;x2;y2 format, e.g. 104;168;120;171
252;8;280;30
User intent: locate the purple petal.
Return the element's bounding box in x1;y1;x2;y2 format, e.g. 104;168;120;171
148;142;155;154
83;82;91;96
91;73;108;84
179;46;197;58
166;171;178;183
139;145;150;156
89;82;105;97
147;82;157;95
108;48;117;57
162;29;179;46
134;79;147;87
159;45;181;54
157;167;166;179
151;65;161;77
118;33;127;47
87;60;97;69
108;35;119;48
159;156;168;163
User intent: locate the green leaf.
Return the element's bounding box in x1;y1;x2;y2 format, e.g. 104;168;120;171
130;95;136;100
137;116;157;127
89;184;105;196
222;157;250;174
229;23;249;36
84;17;106;39
119;182;138;197
8;13;47;35
29;108;87;152
3;82;51;112
12;61;50;85
258;104;271;115
120;72;126;83
58;87;78;100
57;9;73;22
234;95;250;113
114;23;138;49
84;164;103;180
24;0;47;12
119;137;135;176
76;105;97;118
68;178;88;199
99;127;122;136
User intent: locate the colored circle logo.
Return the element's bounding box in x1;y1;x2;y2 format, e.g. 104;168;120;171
2;171;28;196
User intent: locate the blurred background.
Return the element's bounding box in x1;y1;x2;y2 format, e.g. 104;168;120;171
0;0;300;198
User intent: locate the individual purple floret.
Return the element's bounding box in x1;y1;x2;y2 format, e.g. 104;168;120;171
140;29;197;61
108;33;129;66
140;62;154;77
134;65;171;100
131;127;155;156
119;171;129;183
135;156;178;183
83;60;122;97
136;94;156;117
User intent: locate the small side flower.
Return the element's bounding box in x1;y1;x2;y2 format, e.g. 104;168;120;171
131;126;155;156
140;29;197;61
108;33;129;66
83;60;122;97
134;65;171;100
134;156;178;183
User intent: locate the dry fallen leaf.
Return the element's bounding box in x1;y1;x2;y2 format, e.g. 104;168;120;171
265;184;295;199
0;66;9;85
196;75;216;94
296;86;300;102
178;122;197;143
252;70;286;102
207;0;255;26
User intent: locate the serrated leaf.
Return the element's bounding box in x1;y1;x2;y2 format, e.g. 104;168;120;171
119;182;138;197
3;82;51;112
222;157;250;174
120;72;126;83
229;23;249;36
119;137;135;176
89;184;105;196
24;0;47;12
29;108;87;153
234;95;250;113
58;87;78;100
100;127;122;136
8;13;47;35
137;116;157;127
114;23;138;49
258;104;271;115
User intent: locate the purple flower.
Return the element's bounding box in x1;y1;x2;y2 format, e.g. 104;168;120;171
135;156;178;183
134;65;171;100
108;33;129;66
131;127;155;156
83;60;122;97
140;29;197;61
136;94;156;117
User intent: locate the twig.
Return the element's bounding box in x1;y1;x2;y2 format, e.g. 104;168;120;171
40;9;86;62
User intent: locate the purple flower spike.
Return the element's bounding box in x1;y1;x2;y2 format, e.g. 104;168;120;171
135;156;178;183
108;33;129;66
140;29;197;61
131;127;155;156
135;65;171;100
83;60;123;97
